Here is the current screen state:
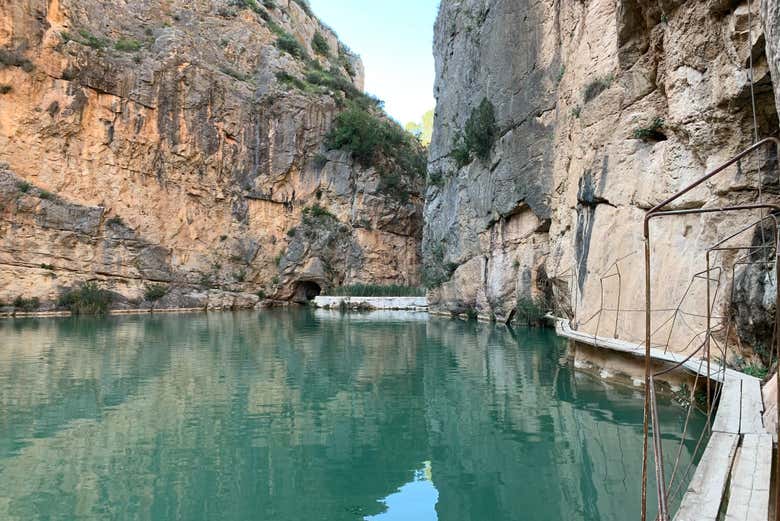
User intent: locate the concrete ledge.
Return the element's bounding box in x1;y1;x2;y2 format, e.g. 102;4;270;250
312;296;428;311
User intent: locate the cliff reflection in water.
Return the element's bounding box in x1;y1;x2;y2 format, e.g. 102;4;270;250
0;309;704;521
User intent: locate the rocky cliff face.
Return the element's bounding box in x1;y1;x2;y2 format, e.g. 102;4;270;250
427;0;779;356
0;0;423;310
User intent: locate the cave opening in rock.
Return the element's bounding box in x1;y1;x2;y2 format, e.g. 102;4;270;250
293;281;322;303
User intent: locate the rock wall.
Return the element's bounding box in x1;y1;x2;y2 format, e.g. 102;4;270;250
426;0;779;356
0;0;423;310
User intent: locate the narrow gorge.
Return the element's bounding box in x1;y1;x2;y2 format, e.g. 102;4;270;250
2;1;780;520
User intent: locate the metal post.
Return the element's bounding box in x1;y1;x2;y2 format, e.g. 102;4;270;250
706;251;712;430
775;230;780;521
642;225;651;521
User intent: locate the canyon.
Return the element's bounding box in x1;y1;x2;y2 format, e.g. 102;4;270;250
0;0;778;369
425;0;780;365
0;0;423;311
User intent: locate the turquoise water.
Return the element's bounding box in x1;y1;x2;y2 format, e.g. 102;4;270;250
0;309;704;520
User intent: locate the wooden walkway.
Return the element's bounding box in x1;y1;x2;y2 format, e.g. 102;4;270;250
553;319;771;521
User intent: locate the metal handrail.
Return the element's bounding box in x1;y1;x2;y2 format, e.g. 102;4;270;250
641;136;780;521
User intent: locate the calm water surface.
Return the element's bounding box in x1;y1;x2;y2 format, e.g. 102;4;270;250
0;309;705;520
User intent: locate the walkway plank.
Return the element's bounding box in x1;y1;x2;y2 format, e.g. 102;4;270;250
713;378;742;434
552;318;769;520
673;432;739;521
724;433;772;521
740;378;765;434
553;319;759;384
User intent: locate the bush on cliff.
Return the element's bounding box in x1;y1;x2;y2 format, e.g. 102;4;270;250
276;33;309;60
143;284;168;302
325;102;426;180
58;282;113;315
451;98;497;167
12;296;40;312
312;32;329;55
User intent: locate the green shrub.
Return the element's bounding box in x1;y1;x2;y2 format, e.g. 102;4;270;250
257;289;267;299
632;117;666;141
39;190;53;200
115;38;142;52
78;29;108;49
326;106;383;166
263;0;276;8
276;33;308;60
571;105;581;118
287;227;297;237
58;282;113;315
451;98;497;167
275;71;308;90
13;296;40;311
327;284;425;297
464;306;478;321
143;283;168;302
302;203;336;220
427;169;446;187
451;142;471;168
312;32;329;55
40;263;55;270
743;364;768;380
583;74;614;103
0;84;11;94
106;215;124;226
325;103;425;179
305;67;356;94
16;181;31;193
233;269;247;282
266;19;286;37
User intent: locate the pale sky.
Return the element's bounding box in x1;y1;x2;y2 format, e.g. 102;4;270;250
307;0;439;125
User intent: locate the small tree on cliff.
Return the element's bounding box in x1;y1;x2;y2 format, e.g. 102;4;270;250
451;97;497;167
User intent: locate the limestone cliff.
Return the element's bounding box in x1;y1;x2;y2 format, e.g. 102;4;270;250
0;0;424;310
426;0;779;358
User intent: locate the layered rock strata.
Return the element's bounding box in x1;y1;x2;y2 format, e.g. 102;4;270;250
0;0;423;310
